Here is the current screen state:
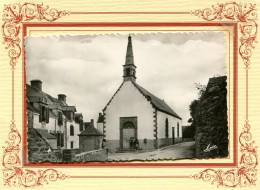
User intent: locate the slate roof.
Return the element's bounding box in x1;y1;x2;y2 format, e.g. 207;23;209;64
26;84;65;118
26;100;39;113
84;122;92;128
26;84;50;104
78;127;104;136
35;128;57;139
134;82;182;119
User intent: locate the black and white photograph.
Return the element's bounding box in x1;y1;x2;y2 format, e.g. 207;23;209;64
25;32;229;162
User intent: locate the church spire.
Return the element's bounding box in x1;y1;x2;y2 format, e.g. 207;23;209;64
125;34;134;65
123;35;137;82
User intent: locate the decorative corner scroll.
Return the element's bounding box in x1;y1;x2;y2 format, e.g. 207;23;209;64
2;3;69;70
191;2;258;188
2;3;69;187
191;2;257;69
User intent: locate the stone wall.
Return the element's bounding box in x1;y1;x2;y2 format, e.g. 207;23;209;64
27;127;62;163
62;149;81;162
75;148;108;162
194;76;229;158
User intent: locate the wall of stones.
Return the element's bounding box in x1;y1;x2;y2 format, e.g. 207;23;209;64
75;148;108;162
194;76;229;158
27;127;62;163
62;149;81;162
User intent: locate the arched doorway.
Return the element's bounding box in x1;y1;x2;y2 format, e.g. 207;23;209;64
120;117;137;149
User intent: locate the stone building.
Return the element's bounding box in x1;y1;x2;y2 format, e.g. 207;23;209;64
26;80;82;150
102;36;182;153
78;121;104;152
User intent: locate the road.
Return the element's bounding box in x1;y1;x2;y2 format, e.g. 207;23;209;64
108;141;195;161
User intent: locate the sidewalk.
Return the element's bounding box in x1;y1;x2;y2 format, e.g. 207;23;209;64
108;141;195;161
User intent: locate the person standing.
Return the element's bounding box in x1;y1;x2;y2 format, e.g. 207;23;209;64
134;138;139;151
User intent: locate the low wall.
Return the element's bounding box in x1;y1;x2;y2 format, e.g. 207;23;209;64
62;149;80;162
75;148;108;162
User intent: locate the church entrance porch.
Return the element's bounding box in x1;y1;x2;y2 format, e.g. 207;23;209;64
120;117;137;150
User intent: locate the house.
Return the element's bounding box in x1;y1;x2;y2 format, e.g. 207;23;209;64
102;35;182;153
78;121;104;152
26;80;82;150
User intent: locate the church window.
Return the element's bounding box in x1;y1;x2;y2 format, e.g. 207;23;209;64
177;122;180;137
70;125;74;136
165;118;169;138
123;121;135;128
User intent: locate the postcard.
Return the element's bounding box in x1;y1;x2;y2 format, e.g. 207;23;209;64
0;0;259;189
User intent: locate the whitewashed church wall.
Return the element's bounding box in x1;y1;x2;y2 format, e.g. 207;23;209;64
105;81;155;140
157;111;182;139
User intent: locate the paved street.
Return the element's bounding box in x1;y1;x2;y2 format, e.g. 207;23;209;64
108;141;195;161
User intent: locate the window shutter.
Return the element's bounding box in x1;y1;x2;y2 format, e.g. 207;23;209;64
39;105;42;122
46;107;49;123
58;112;63;125
80;120;83;131
61;112;63;125
177;122;179;137
61;133;64;147
57;133;61;147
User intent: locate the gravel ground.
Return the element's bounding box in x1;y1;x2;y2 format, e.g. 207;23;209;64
108;141;195;161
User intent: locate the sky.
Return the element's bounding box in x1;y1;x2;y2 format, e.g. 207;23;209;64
25;32;226;125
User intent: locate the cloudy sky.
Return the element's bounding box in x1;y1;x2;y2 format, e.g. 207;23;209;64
25;32;226;125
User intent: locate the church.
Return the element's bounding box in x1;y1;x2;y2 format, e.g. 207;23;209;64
102;35;182;153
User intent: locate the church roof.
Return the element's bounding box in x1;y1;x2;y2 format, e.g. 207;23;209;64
133;82;182;119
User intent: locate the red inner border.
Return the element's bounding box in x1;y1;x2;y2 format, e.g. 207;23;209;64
22;22;237;167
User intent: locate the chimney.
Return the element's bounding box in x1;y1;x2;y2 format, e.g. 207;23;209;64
30;80;42;91
58;94;66;103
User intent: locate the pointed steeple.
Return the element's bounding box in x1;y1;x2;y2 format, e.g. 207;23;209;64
123;35;137;82
125;35;134;65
